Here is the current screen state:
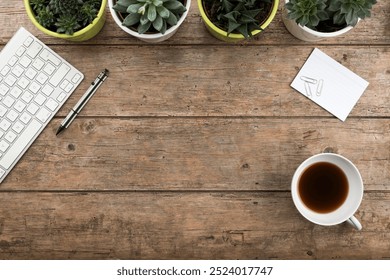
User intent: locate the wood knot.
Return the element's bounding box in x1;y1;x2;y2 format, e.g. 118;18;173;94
81;121;97;134
241;163;250;169
323;147;338;153
67;144;76;151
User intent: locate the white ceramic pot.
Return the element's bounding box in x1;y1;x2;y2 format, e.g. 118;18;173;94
282;0;355;42
108;0;190;43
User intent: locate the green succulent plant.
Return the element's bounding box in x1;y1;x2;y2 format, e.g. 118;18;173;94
30;0;102;35
113;0;187;34
203;0;273;39
286;0;377;30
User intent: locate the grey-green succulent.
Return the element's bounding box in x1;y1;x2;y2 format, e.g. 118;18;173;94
203;0;273;39
286;0;377;30
113;0;187;34
30;0;102;35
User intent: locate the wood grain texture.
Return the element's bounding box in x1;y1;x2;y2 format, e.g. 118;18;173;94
0;1;389;45
1;192;390;260
0;0;389;260
0;118;389;191
13;45;388;118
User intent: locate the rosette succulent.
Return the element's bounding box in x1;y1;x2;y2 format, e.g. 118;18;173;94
29;0;102;35
286;0;377;30
203;0;274;39
112;0;187;34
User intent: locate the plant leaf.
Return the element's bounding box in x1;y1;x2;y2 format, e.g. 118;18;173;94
138;20;152;33
123;13;141;26
127;4;143;14
166;11;178;26
148;4;157;21
153;14;163;31
157;5;170;18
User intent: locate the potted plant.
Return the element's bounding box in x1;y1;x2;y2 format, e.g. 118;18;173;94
198;0;279;42
282;0;377;41
24;0;107;41
108;0;190;43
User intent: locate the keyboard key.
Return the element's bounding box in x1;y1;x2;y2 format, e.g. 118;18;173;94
12;121;25;134
36;72;48;84
8;56;18;66
14;100;26;112
21;91;33;103
34;93;46;105
19;56;32;68
12;64;24;77
65;83;74;93
25;68;37;80
10;87;23;99
36;108;51;123
26;41;42;58
6;109;18;122
27;103;39;115
1;65;11;76
5;75;17;86
0;119;11;131
0;105;7;117
5;131;17;143
49;63;70;86
3;96;15;107
17;76;30;89
40;49;62;66
29;81;41;94
32;58;44;70
0;84;9;96
16;46;26;57
20;112;32;124
0;140;10;153
42;84;54;96
24;36;34;47
57;92;67;102
43;62;56;76
60;79;69;90
72;74;82;84
0;119;42;170
45;98;58;111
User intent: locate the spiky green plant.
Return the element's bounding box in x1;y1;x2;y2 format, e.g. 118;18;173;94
113;0;187;34
204;0;273;39
286;0;377;30
30;0;101;35
328;0;376;26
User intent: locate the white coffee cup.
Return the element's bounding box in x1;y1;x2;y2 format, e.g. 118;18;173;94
291;153;364;230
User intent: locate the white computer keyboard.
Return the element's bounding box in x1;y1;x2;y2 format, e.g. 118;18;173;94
0;27;84;183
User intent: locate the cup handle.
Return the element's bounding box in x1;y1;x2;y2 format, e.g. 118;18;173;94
346;216;362;230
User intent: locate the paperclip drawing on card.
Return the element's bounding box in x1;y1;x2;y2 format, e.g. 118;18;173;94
300;76;317;84
304;82;312;97
317;79;324;96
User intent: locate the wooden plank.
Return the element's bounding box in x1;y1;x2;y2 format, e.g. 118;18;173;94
1;118;389;191
15;45;387;118
1;1;389;45
0;191;389;259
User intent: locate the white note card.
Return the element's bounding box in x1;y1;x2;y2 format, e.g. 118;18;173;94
291;48;369;121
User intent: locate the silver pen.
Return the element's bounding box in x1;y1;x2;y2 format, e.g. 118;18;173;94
56;69;109;135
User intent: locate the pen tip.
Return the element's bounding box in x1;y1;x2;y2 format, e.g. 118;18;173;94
56;126;64;136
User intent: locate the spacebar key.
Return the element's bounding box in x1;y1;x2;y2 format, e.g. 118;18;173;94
0;120;42;170
49;63;70;87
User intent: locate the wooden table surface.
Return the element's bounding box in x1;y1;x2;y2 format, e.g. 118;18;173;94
0;0;389;260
